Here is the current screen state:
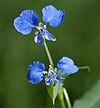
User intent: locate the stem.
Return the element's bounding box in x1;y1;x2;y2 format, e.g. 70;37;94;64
63;88;72;108
60;97;66;108
44;42;72;108
44;42;54;66
79;66;91;72
58;86;66;108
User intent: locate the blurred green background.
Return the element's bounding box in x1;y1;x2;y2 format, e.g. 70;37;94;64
0;0;100;108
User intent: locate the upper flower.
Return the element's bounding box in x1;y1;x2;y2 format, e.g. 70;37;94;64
13;5;65;45
27;57;79;85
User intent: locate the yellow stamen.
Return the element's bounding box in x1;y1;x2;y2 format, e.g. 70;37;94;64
44;25;46;29
54;68;57;71
42;71;47;74
49;65;53;69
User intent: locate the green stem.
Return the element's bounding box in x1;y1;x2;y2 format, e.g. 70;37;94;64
79;66;91;72
63;88;72;108
58;86;66;108
44;42;72;108
44;42;54;66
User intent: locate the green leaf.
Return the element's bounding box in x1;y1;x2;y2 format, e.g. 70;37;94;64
73;79;100;108
47;83;63;105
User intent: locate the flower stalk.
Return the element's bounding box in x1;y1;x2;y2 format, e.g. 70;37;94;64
44;42;54;66
44;41;72;108
63;88;72;108
79;66;90;72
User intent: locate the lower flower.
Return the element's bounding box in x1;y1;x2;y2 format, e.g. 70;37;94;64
27;57;79;86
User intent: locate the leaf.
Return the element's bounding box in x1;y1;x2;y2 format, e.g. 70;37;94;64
47;83;63;105
73;79;100;108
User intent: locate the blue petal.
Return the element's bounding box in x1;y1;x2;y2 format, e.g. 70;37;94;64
45;72;55;86
34;29;56;45
27;61;45;84
44;30;56;41
45;72;63;86
56;75;65;82
45;77;51;86
57;57;79;74
20;10;38;27
42;5;65;27
14;10;38;35
14;17;33;35
34;31;45;45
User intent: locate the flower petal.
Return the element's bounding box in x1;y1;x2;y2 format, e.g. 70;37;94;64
34;31;45;45
57;57;79;74
34;29;56;45
45;72;63;86
20;10;38;27
27;61;45;84
14;17;33;35
45;77;51;86
42;5;65;27
14;10;38;35
44;30;56;41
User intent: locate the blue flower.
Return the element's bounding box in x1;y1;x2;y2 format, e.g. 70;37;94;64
27;57;79;85
57;57;79;74
42;5;65;27
13;5;65;45
45;72;65;86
